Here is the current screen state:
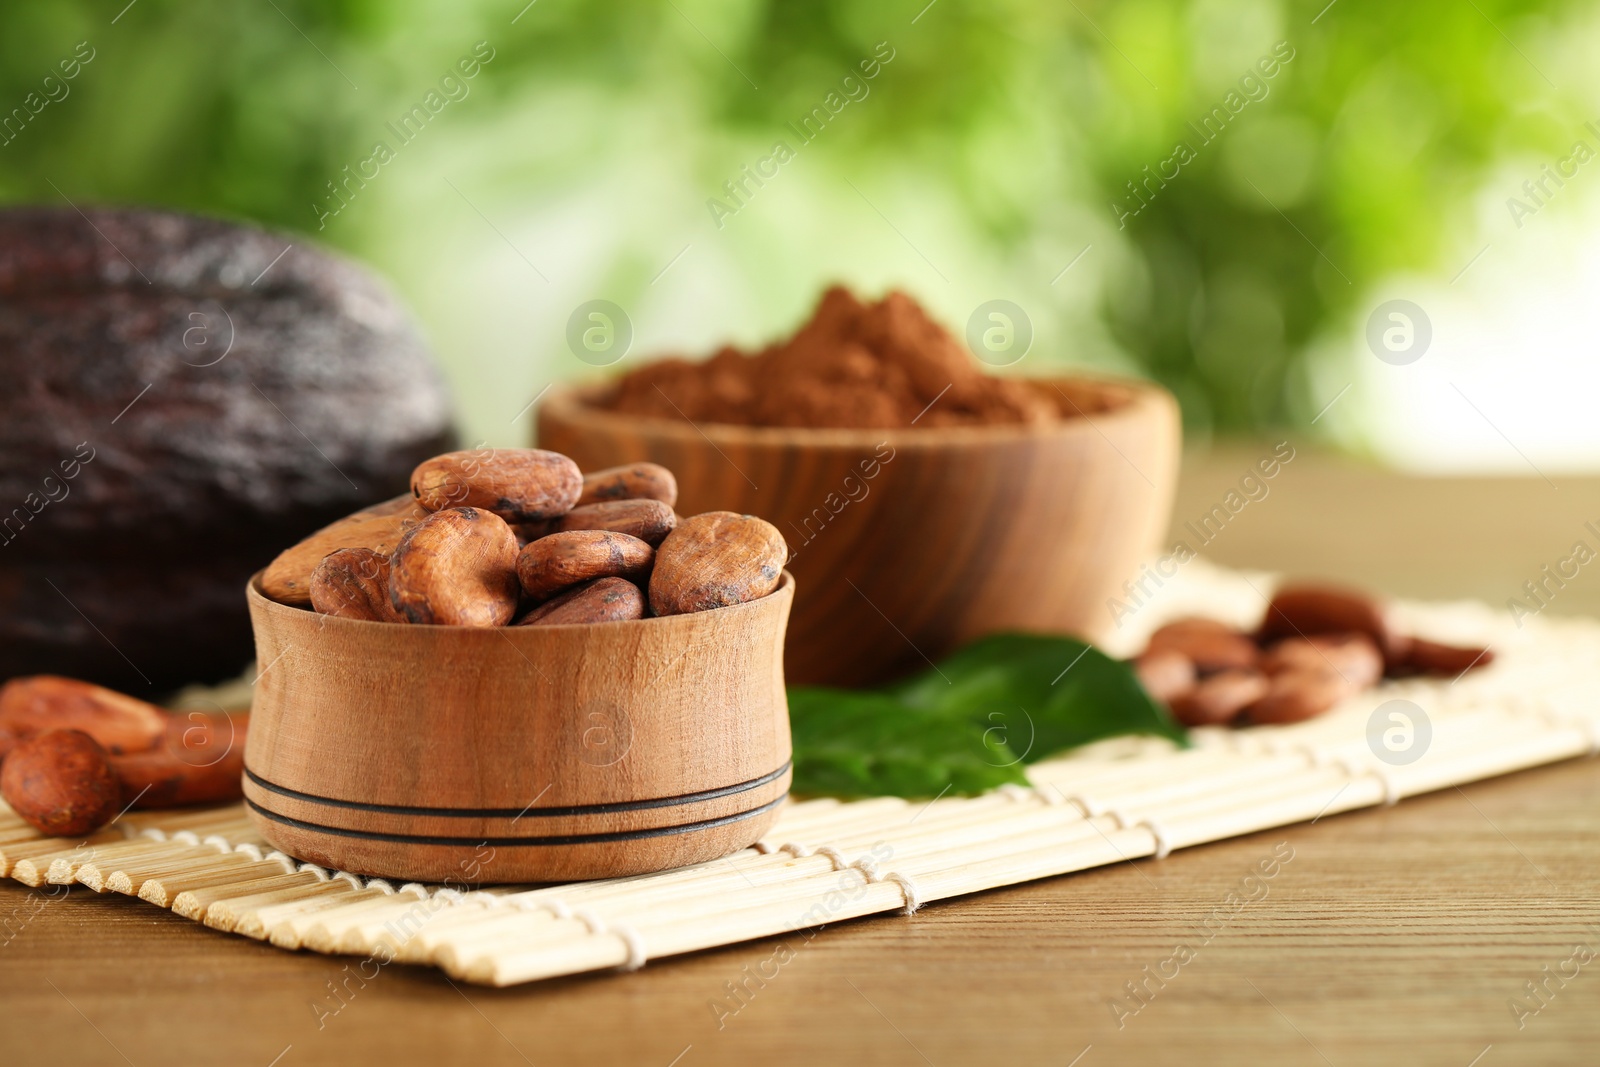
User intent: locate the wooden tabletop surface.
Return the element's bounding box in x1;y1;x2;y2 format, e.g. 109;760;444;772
4;444;1598;1066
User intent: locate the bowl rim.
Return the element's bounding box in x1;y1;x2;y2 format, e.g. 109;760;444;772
538;371;1173;450
247;569;794;634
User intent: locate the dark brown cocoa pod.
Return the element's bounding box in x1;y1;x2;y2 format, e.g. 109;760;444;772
557;499;678;546
1133;648;1197;704
411;449;583;522
515;577;645;626
1;729;122;837
389;507;520;627
310;547;400;622
577;463;678;508
1169;669;1270;727
1146;617;1258;674
648;511;787;616
516;531;654;601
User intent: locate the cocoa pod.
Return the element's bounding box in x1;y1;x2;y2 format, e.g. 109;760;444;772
577;463;678;508
310;547;400;622
261;494;427;606
1169;669;1270;727
558;499;678;546
1257;583;1403;664
1246;666;1358;725
1133;648;1197;704
111;712;248;809
411;449;582;522
389;507;521;626
1146;617;1258;674
515;577;646;626
649;511;787;616
1;729;122;837
1395;638;1495;677
1259;633;1383;689
0;675;167;757
516;531;654;601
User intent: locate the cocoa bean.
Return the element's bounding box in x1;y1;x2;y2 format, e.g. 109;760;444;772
0;675;167;757
1259;633;1383;689
1257;583;1401;664
411;449;582;522
516;531;654;602
261;494;427;606
558;499;678;546
389;507;521;626
1146;617;1258;674
649;511;787;616
515;577;645;626
1169;669;1270;727
1133;648;1197;704
577;463;678;508
1395;638;1495;677
1;729;122;837
111;712;248;809
310;547;400;622
1246;666;1358;724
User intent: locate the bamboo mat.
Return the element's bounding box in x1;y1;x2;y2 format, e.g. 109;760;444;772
3;562;1597;987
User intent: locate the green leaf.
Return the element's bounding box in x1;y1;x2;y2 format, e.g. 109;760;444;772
788;633;1186;799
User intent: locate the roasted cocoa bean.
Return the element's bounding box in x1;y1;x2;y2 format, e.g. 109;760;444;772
1133;648;1197;704
1246;666;1359;724
516;531;654;601
1257;583;1399;661
1396;638;1495;677
389;507;521;626
1169;669;1270;727
1146;617;1258;674
649;511;787;616
261;493;427;606
411;449;582;522
577;463;678;508
0;675;167;757
111;712;248;809
557;499;678;546
1259;633;1383;689
515;577;645;626
310;547;400;622
1;729;122;837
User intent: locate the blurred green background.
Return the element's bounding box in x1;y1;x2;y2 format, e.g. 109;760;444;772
3;0;1595;464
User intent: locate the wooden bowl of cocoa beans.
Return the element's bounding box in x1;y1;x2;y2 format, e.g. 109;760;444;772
242;448;795;883
539;374;1179;687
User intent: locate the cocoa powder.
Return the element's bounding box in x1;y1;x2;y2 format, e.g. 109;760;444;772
603;286;1087;429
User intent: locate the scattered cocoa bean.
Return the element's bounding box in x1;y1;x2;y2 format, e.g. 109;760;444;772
1259;633;1383;689
1169;669;1270;727
261;493;427;606
1246;667;1359;724
1257;583;1402;664
310;547;400;622
516;531;654;601
111;712;248;809
649;511;787;616
411;449;582;522
558;499;678;546
577;463;678;508
515;577;646;626
0;675;167;757
1146;617;1258;674
1;729;122;837
389;507;521;626
1133;648;1197;704
1395;638;1495;677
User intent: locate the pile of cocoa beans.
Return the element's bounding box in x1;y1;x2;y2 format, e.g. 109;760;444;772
0;676;248;836
1134;582;1494;727
262;450;788;626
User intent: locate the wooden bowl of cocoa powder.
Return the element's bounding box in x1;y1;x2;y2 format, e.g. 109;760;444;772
540;374;1178;687
240;571;794;883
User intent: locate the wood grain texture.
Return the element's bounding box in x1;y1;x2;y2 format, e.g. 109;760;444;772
242;573;794;882
538;375;1180;686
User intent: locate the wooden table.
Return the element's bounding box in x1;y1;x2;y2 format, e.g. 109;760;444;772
4;445;1598;1066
